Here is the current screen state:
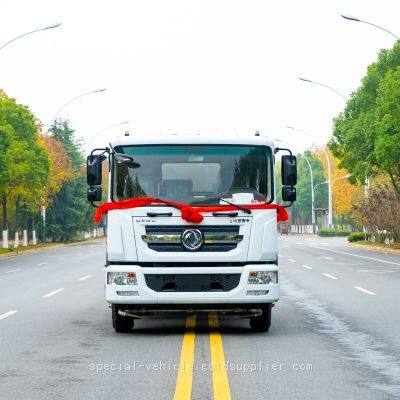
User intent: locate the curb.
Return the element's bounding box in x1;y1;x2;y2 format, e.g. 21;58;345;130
348;243;400;255
0;238;105;259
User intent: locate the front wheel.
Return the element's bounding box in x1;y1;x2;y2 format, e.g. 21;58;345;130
250;304;272;332
112;305;134;333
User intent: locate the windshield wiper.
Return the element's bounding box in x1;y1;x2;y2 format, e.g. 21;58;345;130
218;197;251;214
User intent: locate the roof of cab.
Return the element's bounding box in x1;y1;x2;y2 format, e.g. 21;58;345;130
111;133;275;148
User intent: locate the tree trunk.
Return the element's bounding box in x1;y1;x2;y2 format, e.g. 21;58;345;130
14;198;19;249
32;215;37;245
23;204;28;247
1;195;8;249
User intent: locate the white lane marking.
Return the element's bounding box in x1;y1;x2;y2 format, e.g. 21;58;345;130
100;267;106;270
282;245;289;248
296;242;304;245
323;273;338;280
5;268;22;274
43;288;65;298
59;257;67;261
78;275;92;281
0;310;18;320
311;246;400;266
278;253;283;257
37;262;48;266
354;286;376;296
302;265;313;270
319;256;333;260
288;259;296;263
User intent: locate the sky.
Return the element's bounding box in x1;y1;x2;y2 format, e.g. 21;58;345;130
0;0;399;153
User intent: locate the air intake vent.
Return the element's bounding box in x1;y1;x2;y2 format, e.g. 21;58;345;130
144;273;241;292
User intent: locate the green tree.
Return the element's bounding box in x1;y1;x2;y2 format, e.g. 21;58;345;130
331;42;400;196
41;120;93;241
0;90;49;247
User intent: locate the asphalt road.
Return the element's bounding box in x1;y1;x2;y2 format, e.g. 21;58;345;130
1;236;400;399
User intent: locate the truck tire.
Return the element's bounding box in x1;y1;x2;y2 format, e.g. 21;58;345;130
112;305;134;333
250;304;272;332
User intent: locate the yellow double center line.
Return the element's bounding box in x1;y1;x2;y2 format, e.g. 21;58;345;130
173;312;231;400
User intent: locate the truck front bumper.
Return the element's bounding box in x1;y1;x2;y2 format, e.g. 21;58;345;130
105;264;279;305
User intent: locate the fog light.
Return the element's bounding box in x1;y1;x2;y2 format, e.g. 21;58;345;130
116;291;139;296
108;272;137;285
248;271;277;284
246;290;269;296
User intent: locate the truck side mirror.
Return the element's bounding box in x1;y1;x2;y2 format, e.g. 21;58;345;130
282;186;296;202
87;187;102;202
87;155;102;186
281;155;297;186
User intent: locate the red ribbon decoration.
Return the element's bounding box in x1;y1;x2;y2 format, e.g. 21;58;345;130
93;197;288;224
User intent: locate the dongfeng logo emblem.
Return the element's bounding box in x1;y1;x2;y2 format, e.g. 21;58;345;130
181;229;203;251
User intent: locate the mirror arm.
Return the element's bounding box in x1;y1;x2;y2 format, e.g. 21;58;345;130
274;147;292;155
90;200;100;208
283;201;293;208
90;147;109;157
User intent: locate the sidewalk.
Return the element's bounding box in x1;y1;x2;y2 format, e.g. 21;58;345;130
0;237;105;259
348;242;400;255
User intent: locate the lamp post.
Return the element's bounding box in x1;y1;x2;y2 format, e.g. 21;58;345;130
51;88;107;124
0;23;62;52
1;22;62;249
341;14;399;198
298;77;348;101
44;88;106;243
87;121;129;149
332;175;350;186
341;15;399;40
300;154;316;233
285;126;334;228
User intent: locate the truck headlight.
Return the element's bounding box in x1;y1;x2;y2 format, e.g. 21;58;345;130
248;271;277;285
107;272;137;285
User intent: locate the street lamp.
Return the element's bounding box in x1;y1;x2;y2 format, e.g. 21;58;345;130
51;88;107;124
314;175;349;190
300;154;316;233
341;15;399;40
87;121;129;148
0;23;62;52
332;175;350;185
298;77;348;101
286;125;334;228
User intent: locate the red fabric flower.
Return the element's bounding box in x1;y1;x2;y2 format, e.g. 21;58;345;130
93;197;288;224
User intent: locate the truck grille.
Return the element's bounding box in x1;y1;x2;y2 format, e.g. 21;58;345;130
144;273;241;292
142;225;242;252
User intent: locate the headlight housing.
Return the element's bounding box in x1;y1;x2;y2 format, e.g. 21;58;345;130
248;271;277;285
107;272;137;285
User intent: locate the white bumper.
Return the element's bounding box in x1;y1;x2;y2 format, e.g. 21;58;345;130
105;264;279;305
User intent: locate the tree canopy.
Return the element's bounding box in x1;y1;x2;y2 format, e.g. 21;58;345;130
331;42;400;196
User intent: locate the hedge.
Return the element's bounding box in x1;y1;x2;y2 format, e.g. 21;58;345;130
318;229;351;237
348;232;371;242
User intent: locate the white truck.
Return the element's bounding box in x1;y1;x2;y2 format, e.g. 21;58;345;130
87;134;297;333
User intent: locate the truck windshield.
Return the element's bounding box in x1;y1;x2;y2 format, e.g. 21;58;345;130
113;145;273;205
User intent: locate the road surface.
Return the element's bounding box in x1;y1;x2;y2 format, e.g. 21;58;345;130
1;236;400;399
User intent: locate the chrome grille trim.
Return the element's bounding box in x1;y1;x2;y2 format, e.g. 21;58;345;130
142;225;242;252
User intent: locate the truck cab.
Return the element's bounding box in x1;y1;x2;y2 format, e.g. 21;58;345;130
87;134;297;332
